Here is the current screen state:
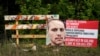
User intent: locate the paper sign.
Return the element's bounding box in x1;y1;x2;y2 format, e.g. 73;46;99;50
65;20;99;47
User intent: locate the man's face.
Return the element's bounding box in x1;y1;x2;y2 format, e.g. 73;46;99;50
48;20;65;45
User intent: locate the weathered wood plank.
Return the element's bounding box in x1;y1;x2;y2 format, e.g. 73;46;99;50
5;24;46;30
4;15;59;20
12;34;46;38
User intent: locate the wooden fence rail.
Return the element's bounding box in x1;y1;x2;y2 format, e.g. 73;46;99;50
4;15;59;46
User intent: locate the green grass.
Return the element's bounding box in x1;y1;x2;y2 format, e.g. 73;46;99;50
0;42;100;56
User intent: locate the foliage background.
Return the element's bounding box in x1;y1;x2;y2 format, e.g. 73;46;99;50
0;0;100;45
0;0;100;56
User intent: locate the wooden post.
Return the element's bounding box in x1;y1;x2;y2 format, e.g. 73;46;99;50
16;20;19;45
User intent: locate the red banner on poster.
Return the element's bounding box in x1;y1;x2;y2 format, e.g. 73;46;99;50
65;20;99;47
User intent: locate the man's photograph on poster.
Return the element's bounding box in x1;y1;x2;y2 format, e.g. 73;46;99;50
46;19;66;46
